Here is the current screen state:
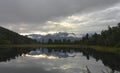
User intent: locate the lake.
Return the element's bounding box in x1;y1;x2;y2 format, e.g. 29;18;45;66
0;47;120;73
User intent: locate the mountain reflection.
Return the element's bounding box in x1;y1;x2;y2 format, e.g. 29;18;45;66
0;47;120;72
26;48;76;59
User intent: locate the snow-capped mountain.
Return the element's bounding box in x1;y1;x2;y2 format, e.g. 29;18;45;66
26;32;81;43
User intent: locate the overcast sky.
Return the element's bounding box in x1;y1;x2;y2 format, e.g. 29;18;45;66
0;0;120;35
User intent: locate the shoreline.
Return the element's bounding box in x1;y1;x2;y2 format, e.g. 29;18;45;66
0;44;120;54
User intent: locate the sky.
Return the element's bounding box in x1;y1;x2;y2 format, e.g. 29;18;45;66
0;0;120;35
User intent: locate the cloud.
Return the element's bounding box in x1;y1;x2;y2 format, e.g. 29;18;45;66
0;0;119;24
0;0;120;35
43;4;120;35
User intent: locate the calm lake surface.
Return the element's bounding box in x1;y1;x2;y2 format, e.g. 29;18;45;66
0;47;120;73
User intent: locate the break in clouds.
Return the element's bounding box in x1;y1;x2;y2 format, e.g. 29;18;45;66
0;0;120;35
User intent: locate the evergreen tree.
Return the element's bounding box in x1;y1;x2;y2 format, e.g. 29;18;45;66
77;23;120;47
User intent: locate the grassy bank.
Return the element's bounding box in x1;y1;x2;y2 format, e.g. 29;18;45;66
0;44;81;48
88;46;120;54
0;44;120;54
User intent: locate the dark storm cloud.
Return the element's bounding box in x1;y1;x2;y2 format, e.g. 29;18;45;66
0;0;119;24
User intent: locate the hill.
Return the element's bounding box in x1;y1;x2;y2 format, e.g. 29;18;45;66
0;26;36;44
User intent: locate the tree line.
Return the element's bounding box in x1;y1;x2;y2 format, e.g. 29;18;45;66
45;23;120;47
78;23;120;47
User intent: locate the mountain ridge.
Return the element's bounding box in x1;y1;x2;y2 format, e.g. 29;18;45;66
26;32;81;43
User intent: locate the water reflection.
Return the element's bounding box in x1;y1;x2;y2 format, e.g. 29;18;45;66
26;48;76;59
26;54;58;59
0;48;35;62
0;47;119;73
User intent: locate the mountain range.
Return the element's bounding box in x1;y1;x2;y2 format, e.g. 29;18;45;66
26;32;81;43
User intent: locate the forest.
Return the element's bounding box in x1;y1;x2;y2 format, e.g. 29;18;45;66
78;23;120;47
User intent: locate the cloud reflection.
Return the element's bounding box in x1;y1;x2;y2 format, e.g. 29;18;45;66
25;54;58;59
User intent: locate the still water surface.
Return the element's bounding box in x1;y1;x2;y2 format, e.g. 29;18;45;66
0;47;120;73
